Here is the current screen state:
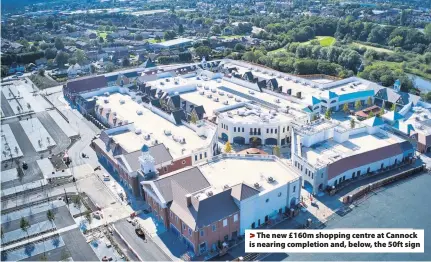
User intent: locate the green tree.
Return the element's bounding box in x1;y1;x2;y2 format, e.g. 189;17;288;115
164;30;177;41
178;24;184;34
350;118;355;129
74;49;86;64
47;210;55;225
343;103;349;114
324;109;332;119
210;25;221;35
234;43;246;52
190;112;198;124
425;23;431;40
391;103;397;111
20;217;30;240
195;46;212;59
55;51;69;68
54;38;64;50
273;146;280;157
105;62;115;72
379;107;385;116
367;97;372;107
368;111;375;118
155;36;161;43
84;210;92;230
224;141;232;153
355;100;362;110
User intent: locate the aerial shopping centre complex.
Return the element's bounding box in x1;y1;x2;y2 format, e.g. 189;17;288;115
64;58;431;255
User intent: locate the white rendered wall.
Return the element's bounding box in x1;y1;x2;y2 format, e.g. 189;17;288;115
238;179;301;235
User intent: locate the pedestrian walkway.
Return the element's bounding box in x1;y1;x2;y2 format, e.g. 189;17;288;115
2;201;65;224
2;224;78;251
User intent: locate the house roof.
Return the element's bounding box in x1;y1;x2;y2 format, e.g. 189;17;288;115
170;182;239;230
193;105;206;119
121;143;173;172
230;183;259;201
362;116;385;127
383;111;404;121
170;95;181;108
306;96;321;106
172;109;186;124
151;167;210;203
321;90;338;100
65;75;107;95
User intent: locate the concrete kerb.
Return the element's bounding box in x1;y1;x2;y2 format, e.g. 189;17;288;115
111;224;144;262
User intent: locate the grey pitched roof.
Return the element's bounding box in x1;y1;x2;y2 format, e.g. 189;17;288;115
170;95;181;108
170;182;239;230
152;167;210;203
172;109;186;124
230;183;259;201
121;143;173;172
193;105;205;119
65;75;107;95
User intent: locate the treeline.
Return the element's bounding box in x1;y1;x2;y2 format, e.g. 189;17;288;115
236;49;352;77
1;51;44;65
252;16;431;54
157;52;192;64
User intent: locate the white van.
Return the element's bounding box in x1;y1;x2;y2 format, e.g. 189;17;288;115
103;174;110;181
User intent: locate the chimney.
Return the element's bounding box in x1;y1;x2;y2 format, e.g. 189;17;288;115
186;194;192;206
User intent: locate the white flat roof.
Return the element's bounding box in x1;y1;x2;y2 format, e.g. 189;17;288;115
95;93;214;158
180;77;243;117
147;76;196;92
302;131;403;167
403;108;431;135
220;79;305;111
199;155;299;193
219;104;293;124
156;38;193;47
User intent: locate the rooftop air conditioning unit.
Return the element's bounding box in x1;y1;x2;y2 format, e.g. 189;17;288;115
144;134;150;140
254;183;261;189
206;190;213;197
227;94;233;98
199;91;205;95
204;86;209;90
213;97;219;102
275;99;280;103
119;99;125;104
207;94;212;98
249;90;255;95
160;82;164;85
164;130;171;135
112;112;117;116
267;177;275;183
104;92;110;96
223;100;229;105
218;91;224;96
136;110;143;115
223;184;230;190
211;88;216;93
235;97;241;102
104;99;109;104
135;129;142;135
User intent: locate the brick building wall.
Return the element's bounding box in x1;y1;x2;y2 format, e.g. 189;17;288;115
169;209;240;255
157;156;193;176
